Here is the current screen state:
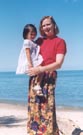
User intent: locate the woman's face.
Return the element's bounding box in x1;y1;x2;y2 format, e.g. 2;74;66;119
42;18;55;37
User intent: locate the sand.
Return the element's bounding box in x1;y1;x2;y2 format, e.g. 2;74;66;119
0;103;83;135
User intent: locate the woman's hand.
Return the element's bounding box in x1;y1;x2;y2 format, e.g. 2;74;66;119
26;66;42;76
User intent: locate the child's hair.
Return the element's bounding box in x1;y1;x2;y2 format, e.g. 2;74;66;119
23;24;37;39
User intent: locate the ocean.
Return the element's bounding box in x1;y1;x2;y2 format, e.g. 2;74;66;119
0;70;83;109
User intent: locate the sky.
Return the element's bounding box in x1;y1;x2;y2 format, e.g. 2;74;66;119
0;0;83;71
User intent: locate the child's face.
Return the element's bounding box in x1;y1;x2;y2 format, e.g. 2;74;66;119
26;31;36;41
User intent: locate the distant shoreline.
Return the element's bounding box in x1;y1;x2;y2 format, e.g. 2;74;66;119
0;69;83;73
0;99;83;111
0;99;27;107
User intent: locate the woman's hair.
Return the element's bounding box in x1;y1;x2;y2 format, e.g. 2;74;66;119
23;24;37;39
39;16;59;36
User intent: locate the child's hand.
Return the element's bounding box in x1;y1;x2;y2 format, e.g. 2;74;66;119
28;63;33;69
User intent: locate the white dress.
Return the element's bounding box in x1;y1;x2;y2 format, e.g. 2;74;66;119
16;39;43;74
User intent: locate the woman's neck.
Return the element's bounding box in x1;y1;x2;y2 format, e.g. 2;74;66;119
46;35;56;39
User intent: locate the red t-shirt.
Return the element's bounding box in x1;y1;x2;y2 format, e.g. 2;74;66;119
37;36;67;66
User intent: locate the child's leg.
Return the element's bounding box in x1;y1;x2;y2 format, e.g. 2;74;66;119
33;73;44;96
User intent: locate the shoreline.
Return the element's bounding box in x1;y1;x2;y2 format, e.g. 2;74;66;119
0;102;83;135
0;100;83;111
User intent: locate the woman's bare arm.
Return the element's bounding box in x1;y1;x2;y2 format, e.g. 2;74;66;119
27;54;65;76
40;54;65;72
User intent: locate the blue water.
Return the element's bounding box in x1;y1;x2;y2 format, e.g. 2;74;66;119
0;70;83;108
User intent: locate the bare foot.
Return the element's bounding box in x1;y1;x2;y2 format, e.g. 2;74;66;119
33;85;43;96
36;90;43;96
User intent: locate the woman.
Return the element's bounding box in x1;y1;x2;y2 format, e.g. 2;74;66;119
27;16;67;135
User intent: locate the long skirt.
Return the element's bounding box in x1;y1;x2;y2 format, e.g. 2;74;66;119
27;71;59;135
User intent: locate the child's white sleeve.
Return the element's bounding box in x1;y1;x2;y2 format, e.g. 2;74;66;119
23;39;31;49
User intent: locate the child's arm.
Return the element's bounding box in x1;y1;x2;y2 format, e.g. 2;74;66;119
25;48;33;68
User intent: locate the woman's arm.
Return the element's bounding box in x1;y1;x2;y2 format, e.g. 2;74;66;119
40;54;65;72
27;54;65;76
25;48;33;68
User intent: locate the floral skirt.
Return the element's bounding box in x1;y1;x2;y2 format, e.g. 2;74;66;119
27;71;59;135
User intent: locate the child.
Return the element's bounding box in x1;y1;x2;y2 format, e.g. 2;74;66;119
16;24;43;96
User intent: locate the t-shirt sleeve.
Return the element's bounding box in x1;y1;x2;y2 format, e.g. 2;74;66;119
56;39;67;55
23;39;31;49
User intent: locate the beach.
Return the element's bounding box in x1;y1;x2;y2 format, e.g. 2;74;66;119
0;103;28;135
0;103;83;135
0;71;83;135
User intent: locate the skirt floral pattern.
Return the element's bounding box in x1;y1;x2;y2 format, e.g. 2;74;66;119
27;71;59;135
